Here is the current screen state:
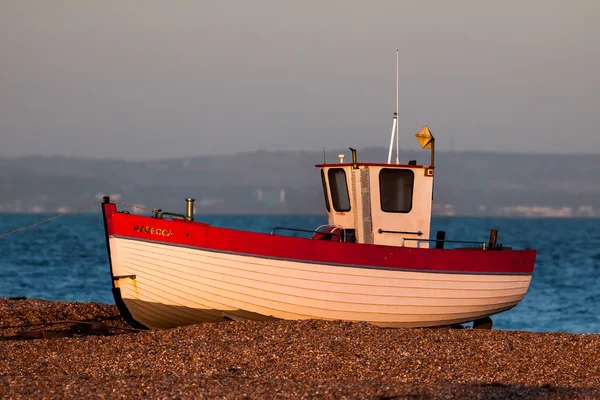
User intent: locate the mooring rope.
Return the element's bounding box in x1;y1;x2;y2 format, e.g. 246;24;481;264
0;200;103;239
0;199;159;239
0;317;146;332
113;201;156;213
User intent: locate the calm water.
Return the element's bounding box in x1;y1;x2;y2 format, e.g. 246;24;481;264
1;213;599;334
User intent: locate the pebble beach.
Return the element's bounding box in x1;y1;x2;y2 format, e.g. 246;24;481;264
1;298;599;399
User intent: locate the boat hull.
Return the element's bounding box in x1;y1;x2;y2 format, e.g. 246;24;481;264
109;235;532;329
103;198;537;329
102;201;536;329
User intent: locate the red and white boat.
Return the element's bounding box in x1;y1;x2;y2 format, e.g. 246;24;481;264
101;124;536;330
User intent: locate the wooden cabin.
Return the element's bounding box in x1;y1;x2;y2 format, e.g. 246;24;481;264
316;149;434;248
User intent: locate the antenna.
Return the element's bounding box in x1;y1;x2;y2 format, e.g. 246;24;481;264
395;49;399;164
323;146;326;163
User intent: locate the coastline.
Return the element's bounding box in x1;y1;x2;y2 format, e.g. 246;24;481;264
1;298;599;399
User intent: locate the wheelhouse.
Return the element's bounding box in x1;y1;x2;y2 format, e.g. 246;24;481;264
316;153;434;248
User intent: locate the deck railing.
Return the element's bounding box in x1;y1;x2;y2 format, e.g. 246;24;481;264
401;237;487;250
270;227;343;241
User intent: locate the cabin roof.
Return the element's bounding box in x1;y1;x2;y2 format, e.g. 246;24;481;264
314;163;433;169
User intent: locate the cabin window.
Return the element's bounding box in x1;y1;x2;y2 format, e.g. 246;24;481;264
320;169;330;212
379;169;414;213
328;168;351;212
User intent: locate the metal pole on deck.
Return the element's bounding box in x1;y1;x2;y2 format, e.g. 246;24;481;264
395;49;399;164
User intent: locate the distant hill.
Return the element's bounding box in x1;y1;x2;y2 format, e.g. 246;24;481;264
1;149;599;217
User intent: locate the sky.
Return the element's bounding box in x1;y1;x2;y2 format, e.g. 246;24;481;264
1;0;599;160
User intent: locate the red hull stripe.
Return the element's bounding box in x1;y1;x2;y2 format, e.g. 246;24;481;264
113;235;532;276
103;203;536;275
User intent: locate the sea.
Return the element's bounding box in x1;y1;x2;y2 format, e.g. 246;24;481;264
1;213;599;334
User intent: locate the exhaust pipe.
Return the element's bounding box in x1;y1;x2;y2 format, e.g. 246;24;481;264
185;198;195;221
349;147;358;169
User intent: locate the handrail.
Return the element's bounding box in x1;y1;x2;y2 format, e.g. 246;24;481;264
270;227;342;241
378;229;423;236
159;211;186;220
401;238;487;250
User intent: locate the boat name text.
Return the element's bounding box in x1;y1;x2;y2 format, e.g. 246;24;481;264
133;225;173;237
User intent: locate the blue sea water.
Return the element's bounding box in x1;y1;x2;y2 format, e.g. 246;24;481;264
1;213;599;334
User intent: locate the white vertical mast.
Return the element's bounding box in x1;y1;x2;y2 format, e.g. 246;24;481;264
387;50;400;164
387;117;397;164
395;49;399;164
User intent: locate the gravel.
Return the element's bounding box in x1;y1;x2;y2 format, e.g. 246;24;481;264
1;298;599;399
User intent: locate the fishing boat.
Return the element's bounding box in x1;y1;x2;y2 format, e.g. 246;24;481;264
101;137;536;330
101;57;536;330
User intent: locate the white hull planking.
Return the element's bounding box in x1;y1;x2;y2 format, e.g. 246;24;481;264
109;237;531;329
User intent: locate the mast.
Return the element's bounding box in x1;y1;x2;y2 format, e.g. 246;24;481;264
387;115;397;164
395;49;399;164
387;50;400;164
